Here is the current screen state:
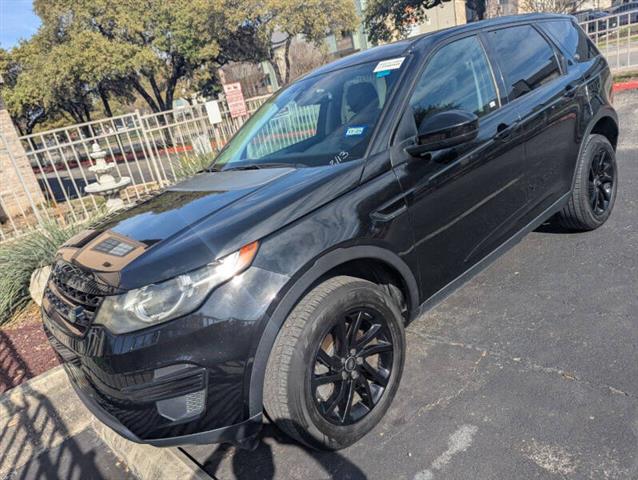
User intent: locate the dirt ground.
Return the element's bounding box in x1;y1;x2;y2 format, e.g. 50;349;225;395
0;304;59;394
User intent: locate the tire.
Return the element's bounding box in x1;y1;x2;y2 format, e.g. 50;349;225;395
557;134;618;231
263;275;406;450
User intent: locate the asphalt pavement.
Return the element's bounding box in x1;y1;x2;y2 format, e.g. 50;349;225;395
183;89;638;479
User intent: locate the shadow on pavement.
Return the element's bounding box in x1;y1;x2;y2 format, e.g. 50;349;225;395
200;422;367;480
0;330;129;480
534;217;577;234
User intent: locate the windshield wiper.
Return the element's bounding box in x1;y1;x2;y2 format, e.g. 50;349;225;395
221;162;306;171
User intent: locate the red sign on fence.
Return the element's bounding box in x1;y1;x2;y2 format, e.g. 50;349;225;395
223;82;247;119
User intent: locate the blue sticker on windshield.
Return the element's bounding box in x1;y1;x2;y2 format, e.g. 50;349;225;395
376;70;392;78
345;126;367;137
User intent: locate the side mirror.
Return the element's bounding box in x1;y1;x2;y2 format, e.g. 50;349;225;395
405;110;479;157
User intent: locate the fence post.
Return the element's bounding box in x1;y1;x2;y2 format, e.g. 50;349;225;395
135;109;166;187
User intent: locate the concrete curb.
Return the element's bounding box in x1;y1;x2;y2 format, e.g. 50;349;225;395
93;419;210;480
0;366;210;480
613;80;638;92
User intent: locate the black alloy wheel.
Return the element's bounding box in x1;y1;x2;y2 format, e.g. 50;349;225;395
311;308;394;426
588;147;615;216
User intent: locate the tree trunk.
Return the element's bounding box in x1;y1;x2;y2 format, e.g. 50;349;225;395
98;87;114;117
147;74;167;111
283;37;293;85
132;80;161;112
270;60;284;88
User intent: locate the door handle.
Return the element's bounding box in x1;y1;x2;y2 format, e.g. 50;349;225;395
371;198;408;223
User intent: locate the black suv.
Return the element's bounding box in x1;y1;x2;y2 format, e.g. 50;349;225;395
44;14;619;451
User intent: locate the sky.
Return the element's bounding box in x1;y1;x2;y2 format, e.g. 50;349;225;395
0;0;40;50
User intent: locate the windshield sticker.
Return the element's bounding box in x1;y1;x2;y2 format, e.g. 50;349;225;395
376;70;392;78
373;57;405;73
330;151;349;165
345;126;367;137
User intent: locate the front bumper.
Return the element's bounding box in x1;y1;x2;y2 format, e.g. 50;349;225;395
66;360;262;447
42;264;289;447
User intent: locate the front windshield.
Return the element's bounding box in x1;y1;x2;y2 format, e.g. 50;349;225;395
212;58;404;170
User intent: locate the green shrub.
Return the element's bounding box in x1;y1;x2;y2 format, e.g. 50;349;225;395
175;152;216;180
0;221;85;325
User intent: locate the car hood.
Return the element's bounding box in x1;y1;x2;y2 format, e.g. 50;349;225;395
61;162;363;289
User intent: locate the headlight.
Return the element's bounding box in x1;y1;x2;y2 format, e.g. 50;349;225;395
95;241;258;334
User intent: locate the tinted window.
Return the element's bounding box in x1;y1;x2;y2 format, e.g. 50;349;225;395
542;20;598;62
487;25;561;101
409;36;499;128
213;60;401;169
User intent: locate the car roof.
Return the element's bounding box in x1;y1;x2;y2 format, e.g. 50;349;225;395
308;13;570;78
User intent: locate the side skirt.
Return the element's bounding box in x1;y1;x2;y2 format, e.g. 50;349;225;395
412;191;571;321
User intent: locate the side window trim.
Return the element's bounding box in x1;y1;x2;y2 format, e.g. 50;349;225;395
477;30;509;107
530;23;567;76
389;32;502;146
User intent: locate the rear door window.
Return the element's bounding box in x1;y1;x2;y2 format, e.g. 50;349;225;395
486;25;561;101
541;20;598;62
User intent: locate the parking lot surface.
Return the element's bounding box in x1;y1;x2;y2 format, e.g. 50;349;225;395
184;90;638;479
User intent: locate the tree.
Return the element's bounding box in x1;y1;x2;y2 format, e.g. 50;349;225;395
259;0;358;85
364;0;451;44
0;47;49;134
287;38;331;82
32;0;267;113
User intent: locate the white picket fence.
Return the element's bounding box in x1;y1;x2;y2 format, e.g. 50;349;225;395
0;94;271;243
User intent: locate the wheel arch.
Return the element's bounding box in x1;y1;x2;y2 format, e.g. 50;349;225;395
247;245;419;416
590;115;619;150
571;109;619;190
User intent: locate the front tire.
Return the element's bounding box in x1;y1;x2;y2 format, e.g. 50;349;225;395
263;276;405;450
558;134;618;231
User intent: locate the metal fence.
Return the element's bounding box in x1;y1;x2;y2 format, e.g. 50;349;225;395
579;11;638;71
0;94;271;243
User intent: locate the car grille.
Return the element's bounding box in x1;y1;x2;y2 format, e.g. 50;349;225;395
45;260;122;335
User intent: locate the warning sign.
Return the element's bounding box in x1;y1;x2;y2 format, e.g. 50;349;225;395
223;82;247;119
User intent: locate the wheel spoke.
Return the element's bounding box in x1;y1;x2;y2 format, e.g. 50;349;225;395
317;349;341;370
591;188;599;210
355;375;375;409
600;185;611;201
599;174;613;184
596;151;606;174
312;372;343;389
324;381;346;414
362;361;389;387
589;182;596;208
355;323;382;350
339;380;355;423
360;341;393;358
333;321;348;356
347;311;363;347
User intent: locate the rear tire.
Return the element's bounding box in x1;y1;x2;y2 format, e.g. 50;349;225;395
263;275;405;450
557;134;617;231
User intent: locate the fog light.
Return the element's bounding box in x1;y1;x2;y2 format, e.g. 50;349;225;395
154;364;207;422
156;389;206;422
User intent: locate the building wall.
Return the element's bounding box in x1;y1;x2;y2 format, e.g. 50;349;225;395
0;109;45;219
409;0;468;36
